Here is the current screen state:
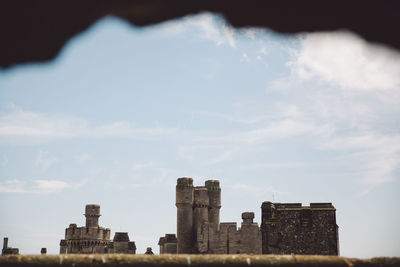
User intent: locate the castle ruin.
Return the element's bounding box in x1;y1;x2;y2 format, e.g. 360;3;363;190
159;178;339;255
60;204;136;254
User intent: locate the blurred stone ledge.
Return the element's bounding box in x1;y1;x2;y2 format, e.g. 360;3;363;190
0;255;399;267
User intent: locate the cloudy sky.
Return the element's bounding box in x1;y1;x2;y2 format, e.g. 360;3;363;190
0;14;399;257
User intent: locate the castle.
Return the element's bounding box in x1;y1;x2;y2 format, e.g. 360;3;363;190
158;178;339;255
2;237;19;255
59;204;136;254
159;178;262;254
58;178;338;255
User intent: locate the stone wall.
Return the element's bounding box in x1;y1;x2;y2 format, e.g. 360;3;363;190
158;234;177;254
60;205;135;254
164;178;262;255
1;255;399;267
261;202;338;255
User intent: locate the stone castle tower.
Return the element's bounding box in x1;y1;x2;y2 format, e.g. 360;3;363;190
60;204;136;254
159;177;339;255
159;178;262;254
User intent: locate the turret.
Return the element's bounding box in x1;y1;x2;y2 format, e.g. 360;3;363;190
3;237;8;250
261;201;274;222
85;204;101;228
176;178;194;253
205;180;221;231
261;201;275;254
193;187;209;231
193;187;210;253
241;212;255;225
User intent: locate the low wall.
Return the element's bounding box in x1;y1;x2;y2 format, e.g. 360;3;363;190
0;254;399;267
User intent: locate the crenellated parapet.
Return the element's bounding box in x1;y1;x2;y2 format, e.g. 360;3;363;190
172;178;261;255
60;205;135;255
85;204;101;228
176;178;194;207
193;187;209;208
241;212;255;225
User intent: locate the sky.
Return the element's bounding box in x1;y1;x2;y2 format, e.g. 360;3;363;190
0;13;399;258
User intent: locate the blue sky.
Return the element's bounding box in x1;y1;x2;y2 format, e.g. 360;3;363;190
0;14;399;257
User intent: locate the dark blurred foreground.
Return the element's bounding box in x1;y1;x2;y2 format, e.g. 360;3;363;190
1;254;400;267
1;0;400;69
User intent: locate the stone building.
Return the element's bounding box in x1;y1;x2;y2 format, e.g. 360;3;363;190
158;234;177;254
159;178;339;255
2;237;19;255
159;178;262;254
60;204;136;254
261;202;339;255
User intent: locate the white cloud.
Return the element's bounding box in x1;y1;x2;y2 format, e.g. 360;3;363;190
187;31;400;194
234;119;332;144
244;29;256;40
289;31;400;91
33;180;71;193
319;133;400;194
240;52;250;62
262;31;400;194
0;105;177;144
189;14;236;48
194;108;276;125
0;179;75;194
34;151;57;172
153;13;237;48
258;46;268;56
0;105;86;139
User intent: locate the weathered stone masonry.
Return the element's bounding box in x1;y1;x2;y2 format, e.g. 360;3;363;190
160;178;339;255
160;178;262;254
261;202;339;255
60;204;136;254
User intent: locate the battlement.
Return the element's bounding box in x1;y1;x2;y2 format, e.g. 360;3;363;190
241;212;255;224
85;204;101;216
205;180;220;190
165;234;177;243
310;203;335;209
275;203;302;209
173;178;261;254
61;205;135;255
85;204;101;228
176;177;193;188
262;202;335;210
194;187;209;207
261;201;338;255
158;234;177;254
220;222;237;231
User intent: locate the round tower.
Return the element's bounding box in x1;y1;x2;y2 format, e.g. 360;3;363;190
85;204;101;228
205;180;221;231
193;187;210;232
176;177;194;253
